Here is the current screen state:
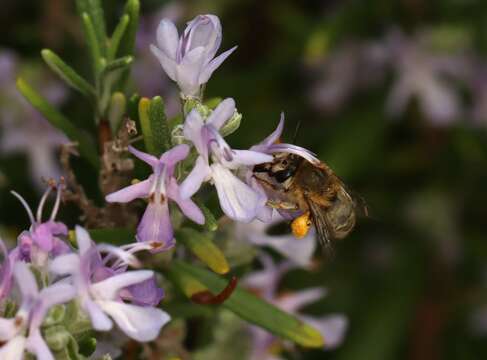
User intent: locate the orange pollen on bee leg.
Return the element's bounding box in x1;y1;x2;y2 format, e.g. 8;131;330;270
291;211;311;239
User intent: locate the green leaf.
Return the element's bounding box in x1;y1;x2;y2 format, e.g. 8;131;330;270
76;0;107;55
118;0;140;57
16;78;99;168
138;97;155;154
167;261;324;348
41;49;95;98
176;228;229;275
164;302;215;319
127;93;140;122
103;55;133;74
108;14;130;61
194;198;218;232
81;13;103;74
108;92;126;133
149;96;171;155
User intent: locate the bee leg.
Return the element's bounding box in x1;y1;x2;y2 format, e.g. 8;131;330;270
266;200;299;210
291;211;312;239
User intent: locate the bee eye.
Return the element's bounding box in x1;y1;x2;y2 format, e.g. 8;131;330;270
274;169;293;183
282;160;288;166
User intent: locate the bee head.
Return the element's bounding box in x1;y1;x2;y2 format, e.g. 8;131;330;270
269;153;302;183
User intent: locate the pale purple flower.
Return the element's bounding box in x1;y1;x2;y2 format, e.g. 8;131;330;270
180;98;273;222
0;237;15;300
309;41;388;114
92;243;164;307
385;29;469;124
150;14;237;97
134;3;182;116
0;262;76;360
10;184;70;267
235;213;317;267
244;256;347;358
106;144;204;250
50;226;171;342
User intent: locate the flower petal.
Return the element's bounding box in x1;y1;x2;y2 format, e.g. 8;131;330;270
199;46;238;84
121;276;164;307
167;178;204;224
159;144;190;174
105;177;152;203
137;202;175;251
91;270;155;301
156;19;179;60
97;301;171;342
185;15;222;61
211;164;264;223
128;146;159;168
49;253;80;275
300;314;348;349
0;336;26;360
75;226;94;255
150;45;178;81
0;237;14;300
13;261;38;299
183;111;207;160
0;318;18;342
26;330;54;360
278;287;327;313
176;46;206;96
179;156;211;199
252;113;284;150
32;224;54;252
268;143;320;164
83;298;113;331
223;150;273;169
206;98;235;130
30;283;76;330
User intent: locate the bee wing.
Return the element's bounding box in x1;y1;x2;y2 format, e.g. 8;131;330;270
336;178;369;219
305;196;335;256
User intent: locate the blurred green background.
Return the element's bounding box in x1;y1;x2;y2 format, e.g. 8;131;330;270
2;0;487;359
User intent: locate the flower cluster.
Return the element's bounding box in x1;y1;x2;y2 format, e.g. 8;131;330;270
107;14;316;251
243;255;347;359
1;11;346;359
0;185;170;359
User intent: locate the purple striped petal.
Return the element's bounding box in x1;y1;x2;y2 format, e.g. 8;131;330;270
105;177;152;203
179;156;211;199
137;202;175;252
167;177;204;224
211;164;264;223
156;19;179;60
206;98;236;130
150;45;178;81
199;46;237;84
128;146;159;168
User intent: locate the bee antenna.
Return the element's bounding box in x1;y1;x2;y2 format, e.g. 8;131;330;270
292;121;302;144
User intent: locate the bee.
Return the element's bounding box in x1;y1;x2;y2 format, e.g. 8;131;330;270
253;153;366;254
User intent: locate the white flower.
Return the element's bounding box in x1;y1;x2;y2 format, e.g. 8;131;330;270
0;262;76;360
50;226;171;342
151;14;237;97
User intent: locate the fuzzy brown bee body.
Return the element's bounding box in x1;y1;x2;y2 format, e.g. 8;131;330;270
253;153;364;253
